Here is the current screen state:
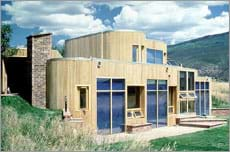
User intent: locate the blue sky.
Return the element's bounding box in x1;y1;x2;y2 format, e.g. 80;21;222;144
1;1;229;47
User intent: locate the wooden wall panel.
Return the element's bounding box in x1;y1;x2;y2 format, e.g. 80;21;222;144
47;58;200;131
64;31;167;64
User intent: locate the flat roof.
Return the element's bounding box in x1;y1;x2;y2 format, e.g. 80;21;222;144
65;30;165;44
27;33;52;39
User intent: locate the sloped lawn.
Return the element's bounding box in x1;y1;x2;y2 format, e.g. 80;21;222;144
150;123;229;151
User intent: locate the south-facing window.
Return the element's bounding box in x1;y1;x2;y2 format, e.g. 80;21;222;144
146;48;163;64
128;86;140;108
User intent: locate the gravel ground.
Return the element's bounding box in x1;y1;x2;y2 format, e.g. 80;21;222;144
95;126;207;144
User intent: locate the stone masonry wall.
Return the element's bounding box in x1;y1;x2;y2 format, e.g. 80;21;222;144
27;33;51;108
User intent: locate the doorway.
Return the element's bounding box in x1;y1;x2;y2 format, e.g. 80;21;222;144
169;87;177;114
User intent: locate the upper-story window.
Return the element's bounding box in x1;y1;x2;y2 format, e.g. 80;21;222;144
188;72;194;90
180;71;187;91
146;48;163;64
132;45;138;62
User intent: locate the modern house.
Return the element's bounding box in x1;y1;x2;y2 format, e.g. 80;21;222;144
46;30;212;134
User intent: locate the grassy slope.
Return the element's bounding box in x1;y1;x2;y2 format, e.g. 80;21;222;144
150;124;229;151
1;96;145;151
168;32;229;81
1;96;62;119
2;96;229;151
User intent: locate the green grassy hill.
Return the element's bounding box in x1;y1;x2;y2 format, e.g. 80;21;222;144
168;32;229;81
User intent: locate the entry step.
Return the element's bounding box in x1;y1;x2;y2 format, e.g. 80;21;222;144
126;123;152;133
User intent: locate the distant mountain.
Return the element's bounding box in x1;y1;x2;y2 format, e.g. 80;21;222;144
168;32;229;81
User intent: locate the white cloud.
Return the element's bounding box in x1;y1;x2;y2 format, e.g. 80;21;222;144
2;1;111;38
56;39;65;46
2;1;229;44
16;44;26;48
112;1;229;44
103;19;111;25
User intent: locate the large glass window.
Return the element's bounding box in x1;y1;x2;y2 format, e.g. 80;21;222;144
205;82;209;89
188;100;195;112
112;79;125;90
195;81;210;116
155;51;163;64
201;82;204;89
147;48;155;63
188;72;194;90
158;91;167;127
128;87;140;108
180;100;187;113
97;78;125;134
195;82;199;90
132;45;138;62
97;78;110;90
180;71;187;91
158;80;167;90
147;79;157;90
146;48;163;64
147;79;167;127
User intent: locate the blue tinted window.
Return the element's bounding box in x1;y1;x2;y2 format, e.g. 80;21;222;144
155;50;163;64
158;91;167;127
112;92;125;133
158;80;167;90
180;71;186;91
205;91;209;115
205;82;209;89
201;82;204;90
112;79;125;90
97;92;110;134
147;91;157;128
195;91;200;115
147;48;155;63
147;79;157;90
201;91;205;115
97;78;110;90
195;82;199;90
132;46;137;62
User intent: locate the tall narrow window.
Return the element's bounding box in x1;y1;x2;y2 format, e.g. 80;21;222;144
180;100;187;113
155;50;163;64
180;71;187;91
80;88;86;109
78;86;88;109
132;45;138;62
147;48;155;63
188;72;194;90
188;100;195;112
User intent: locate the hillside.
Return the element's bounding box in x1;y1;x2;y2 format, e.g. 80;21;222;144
168;32;229;81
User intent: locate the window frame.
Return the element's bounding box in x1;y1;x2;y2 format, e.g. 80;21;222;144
180;71;187;91
127;86;141;109
188;72;195;90
75;85;90;111
132;45;138;62
146;48;163;64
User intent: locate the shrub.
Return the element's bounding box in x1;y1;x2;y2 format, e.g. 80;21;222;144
212;96;230;108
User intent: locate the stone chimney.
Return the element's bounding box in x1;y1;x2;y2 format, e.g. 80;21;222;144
27;33;52;108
